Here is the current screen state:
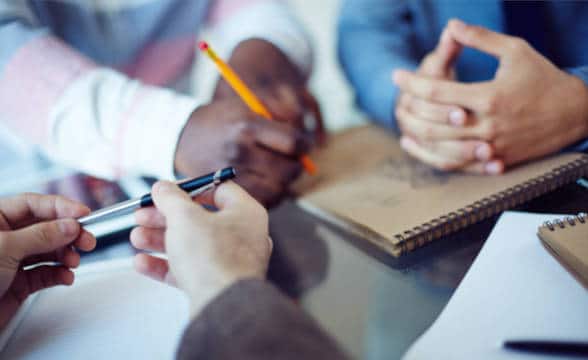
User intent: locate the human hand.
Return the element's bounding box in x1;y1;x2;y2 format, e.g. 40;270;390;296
131;181;271;317
394;19;588;169
174;97;311;207
0;194;96;329
395;26;499;173
214;39;326;144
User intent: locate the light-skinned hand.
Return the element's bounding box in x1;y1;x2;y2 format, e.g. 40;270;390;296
0;194;96;330
394;19;588;171
130;181;271;318
395;24;501;173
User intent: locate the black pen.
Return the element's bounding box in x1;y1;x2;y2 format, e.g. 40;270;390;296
78;167;236;226
504;340;588;357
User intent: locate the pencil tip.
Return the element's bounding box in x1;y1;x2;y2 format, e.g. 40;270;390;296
198;41;209;51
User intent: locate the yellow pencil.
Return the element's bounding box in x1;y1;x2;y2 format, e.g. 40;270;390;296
198;41;317;175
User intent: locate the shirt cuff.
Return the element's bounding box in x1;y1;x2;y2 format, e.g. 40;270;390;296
122;85;200;180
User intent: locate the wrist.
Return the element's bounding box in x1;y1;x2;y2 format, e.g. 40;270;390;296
186;273;264;320
576;79;588;140
552;73;588;150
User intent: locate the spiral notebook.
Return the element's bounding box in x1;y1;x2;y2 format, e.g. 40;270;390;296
294;125;588;257
538;214;588;289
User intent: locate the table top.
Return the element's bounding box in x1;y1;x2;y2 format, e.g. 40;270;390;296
268;181;588;360
2;144;587;360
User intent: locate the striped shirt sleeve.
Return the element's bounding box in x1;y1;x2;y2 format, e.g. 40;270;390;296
0;3;199;180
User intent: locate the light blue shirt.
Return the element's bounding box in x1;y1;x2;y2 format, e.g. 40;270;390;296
338;0;588;151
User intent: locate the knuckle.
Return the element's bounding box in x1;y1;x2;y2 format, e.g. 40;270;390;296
508;38;528;53
232;121;255;140
423;83;439;100
461;144;476;160
34;224;52;245
480;94;501;114
465;26;483;41
400;94;412;111
480;121;498;141
421;125;435;141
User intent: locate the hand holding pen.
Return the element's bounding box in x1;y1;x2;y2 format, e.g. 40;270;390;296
131;180;271;316
78;168;237;226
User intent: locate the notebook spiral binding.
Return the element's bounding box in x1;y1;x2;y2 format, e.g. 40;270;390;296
543;213;588;231
394;156;588;255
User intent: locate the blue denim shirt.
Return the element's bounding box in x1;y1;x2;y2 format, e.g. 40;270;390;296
338;0;588;150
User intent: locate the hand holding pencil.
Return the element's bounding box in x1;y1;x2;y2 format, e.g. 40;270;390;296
199;41;318;175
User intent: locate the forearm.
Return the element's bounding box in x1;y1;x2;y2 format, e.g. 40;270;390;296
206;0;312;77
177;279;349;360
338;0;419;131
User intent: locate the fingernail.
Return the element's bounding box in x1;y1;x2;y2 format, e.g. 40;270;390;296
475;144;492;161
485;161;503;175
400;136;413;149
449;109;465;126
58;219;79;236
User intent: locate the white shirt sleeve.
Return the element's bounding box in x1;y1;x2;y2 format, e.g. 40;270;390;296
49;68;199;180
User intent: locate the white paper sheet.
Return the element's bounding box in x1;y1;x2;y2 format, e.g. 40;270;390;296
0;258;189;360
404;212;588;360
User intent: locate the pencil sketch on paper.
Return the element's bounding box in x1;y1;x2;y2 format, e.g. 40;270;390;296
378;154;449;188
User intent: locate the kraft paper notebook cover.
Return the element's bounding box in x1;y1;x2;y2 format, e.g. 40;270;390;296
294;125;588;257
538;214;588;289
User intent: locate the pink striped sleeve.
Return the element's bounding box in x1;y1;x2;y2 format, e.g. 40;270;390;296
0;35;96;145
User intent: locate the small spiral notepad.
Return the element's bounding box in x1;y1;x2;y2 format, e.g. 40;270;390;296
538;213;588;288
296;125;588;257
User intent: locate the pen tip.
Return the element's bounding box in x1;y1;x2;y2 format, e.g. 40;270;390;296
198;41;209;51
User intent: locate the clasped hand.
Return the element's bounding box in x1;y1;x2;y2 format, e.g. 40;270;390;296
393;19;588;174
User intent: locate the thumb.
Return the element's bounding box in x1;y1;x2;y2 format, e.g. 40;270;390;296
0;219;81;260
447;19;513;58
151;181;203;218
